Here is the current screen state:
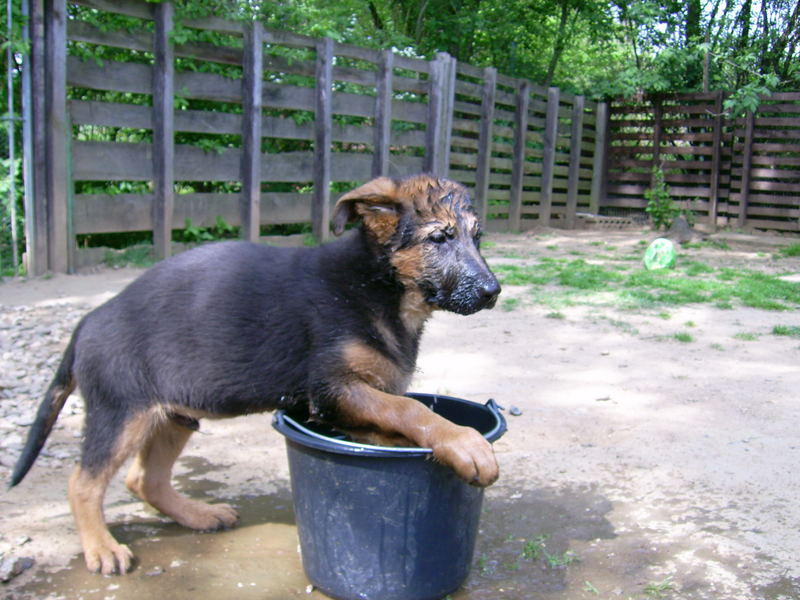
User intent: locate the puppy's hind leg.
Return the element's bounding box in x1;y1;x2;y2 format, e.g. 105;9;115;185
125;417;239;531
69;408;159;575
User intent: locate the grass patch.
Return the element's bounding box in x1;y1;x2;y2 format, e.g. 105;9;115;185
501;297;522;311
545;311;565;319
775;243;800;258
773;325;800;338
492;254;800;312
673;332;694;343
734;332;758;341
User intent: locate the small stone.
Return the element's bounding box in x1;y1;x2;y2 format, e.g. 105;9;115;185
145;566;164;576
509;406;523;416
0;555;35;582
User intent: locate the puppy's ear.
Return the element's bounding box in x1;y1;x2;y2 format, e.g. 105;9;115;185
332;177;402;238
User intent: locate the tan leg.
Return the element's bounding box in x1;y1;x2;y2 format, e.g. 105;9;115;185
69;466;135;575
339;382;499;487
124;419;238;530
68;410;159;575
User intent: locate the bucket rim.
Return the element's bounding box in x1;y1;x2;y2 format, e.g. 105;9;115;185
273;392;506;458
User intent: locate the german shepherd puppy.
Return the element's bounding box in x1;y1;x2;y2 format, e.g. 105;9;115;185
10;174;501;575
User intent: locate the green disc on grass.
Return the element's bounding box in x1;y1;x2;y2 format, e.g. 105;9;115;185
643;238;676;270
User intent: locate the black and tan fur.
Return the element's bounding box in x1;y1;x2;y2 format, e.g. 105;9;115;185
10;174;501;575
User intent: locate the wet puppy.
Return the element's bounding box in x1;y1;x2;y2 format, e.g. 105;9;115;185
10;174;501;575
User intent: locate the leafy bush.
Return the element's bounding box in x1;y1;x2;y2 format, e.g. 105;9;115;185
644;167;680;231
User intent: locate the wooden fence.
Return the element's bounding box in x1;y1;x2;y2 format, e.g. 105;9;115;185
23;0;608;274
605;92;800;232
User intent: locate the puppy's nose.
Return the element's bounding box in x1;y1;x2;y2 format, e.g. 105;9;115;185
480;278;501;307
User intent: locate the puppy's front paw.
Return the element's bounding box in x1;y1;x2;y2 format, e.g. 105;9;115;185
431;425;499;487
84;539;134;575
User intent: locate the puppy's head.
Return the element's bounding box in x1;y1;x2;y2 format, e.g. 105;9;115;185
333;175;501;315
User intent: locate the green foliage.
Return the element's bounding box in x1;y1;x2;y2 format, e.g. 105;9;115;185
644;167;680;231
173;216;239;244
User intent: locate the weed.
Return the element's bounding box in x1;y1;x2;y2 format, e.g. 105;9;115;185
710;343;725;351
546;244;559;251
773;325;800;338
521;535;548;561
644;166;680;230
544;549;579;568
684;320;696;327
546;311;565;319
644;577;674;598
502;297;522;311
775;243;800;258
734;332;758;341
584;580;601;595
673;332;693;343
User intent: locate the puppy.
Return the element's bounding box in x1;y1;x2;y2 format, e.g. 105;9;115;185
10;174;501;575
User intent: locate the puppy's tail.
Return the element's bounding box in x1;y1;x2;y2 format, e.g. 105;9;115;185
9;332;78;488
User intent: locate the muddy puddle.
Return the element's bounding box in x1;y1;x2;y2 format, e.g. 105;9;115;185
8;473;636;600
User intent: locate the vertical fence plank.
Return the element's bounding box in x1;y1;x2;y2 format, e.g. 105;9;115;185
240;21;263;242
565;95;585;229
539;86;560;226
45;0;69;272
509;80;530;232
312;37;333;242
589;101;607;215
708;91;723;230
474;67;496;225
372;49;393;178
424;54;445;175
152;1;174;260
27;0;47;275
439;53;456;177
651;99;662;175
738;110;755;228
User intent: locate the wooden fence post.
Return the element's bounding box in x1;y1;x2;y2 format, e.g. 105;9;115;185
27;0;48;275
708;91;723;230
45;0;69;273
152;1;174;261
312;37;333;242
738;110;755;228
424;55;443;174
589;101;607;215
651;97;663;176
372;49;393;178
425;52;454;177
439;53;456;177
539;86;560;226
565;95;585;229
509;80;530;232
474;66;496;225
240;21;263;242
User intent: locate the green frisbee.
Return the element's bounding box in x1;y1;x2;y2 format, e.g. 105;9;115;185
643;238;676;270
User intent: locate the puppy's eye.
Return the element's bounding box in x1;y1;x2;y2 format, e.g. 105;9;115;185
429;230;447;244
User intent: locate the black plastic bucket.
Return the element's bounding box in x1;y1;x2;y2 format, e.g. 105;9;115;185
272;393;506;600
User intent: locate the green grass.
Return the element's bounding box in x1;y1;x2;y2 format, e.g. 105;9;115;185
673;332;694;343
734;332;758;341
775;243;800;258
773;325;800;338
493;257;800;312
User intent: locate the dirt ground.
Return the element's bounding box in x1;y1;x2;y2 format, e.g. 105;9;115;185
2;228;800;600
